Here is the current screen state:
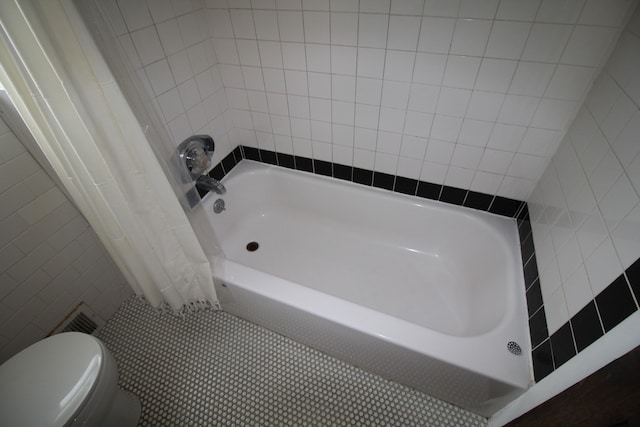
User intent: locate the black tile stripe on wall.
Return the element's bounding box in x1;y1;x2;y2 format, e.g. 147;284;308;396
200;146;640;384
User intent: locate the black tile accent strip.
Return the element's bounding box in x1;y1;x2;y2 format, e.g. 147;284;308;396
394;176;418;196
373;172;395;191
626;257;640;301
595;274;637;333
532;339;554;383
571;301;604;353
550;322;576;369
313;159;332;177
439;186;467;206
333;164;353;181
529;307;549;349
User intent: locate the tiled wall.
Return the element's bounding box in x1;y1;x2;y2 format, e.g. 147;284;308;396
0;116;131;363
527;5;640;381
206;0;634;201
96;0;234;165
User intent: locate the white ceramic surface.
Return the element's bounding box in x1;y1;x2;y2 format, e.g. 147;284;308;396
206;160;532;416
0;332;103;427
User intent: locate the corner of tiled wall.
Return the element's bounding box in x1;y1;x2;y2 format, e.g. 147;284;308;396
0;117;132;363
527;2;640;382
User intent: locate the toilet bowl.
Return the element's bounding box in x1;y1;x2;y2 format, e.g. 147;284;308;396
0;332;140;426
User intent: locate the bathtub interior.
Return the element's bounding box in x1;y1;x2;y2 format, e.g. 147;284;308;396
208;161;522;338
204;160;532;416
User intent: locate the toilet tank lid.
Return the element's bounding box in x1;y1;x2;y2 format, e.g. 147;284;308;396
0;332;104;427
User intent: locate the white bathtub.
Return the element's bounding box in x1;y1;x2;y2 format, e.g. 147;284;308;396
204;160;531;416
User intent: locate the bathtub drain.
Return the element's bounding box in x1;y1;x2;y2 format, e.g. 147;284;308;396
246;241;259;252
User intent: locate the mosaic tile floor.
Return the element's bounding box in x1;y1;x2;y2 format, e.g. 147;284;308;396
97;297;487;426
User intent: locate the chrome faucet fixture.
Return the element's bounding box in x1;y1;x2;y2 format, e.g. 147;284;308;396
196;175;226;195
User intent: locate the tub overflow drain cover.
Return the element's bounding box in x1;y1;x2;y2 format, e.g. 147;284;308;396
246;242;259;252
507;341;522;356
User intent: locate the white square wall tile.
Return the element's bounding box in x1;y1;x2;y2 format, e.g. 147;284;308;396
356;78;383;105
332;75;356;102
145;60;175;96
358;14;389;49
579;0;633;26
466;91;505;122
496;0;541;21
117;0;152;32
131;27;165;66
282;42;307;70
404;111;433;138
531;99;578;131
258;41;284;68
331;46;357;76
408;84;439;113
396;156;423;179
360;0;391;13
458;0;500;19
308;72;331;98
509;62;555;97
384;51;416;82
378;108;406;133
304;11;330;43
390;0;424;15
400;135;429;159
611;203;640;269
381;81;411;109
331;12;358;46
254;10;280;41
521;23;572;63
429;115;462;142
357;48;386;79
332;101;355;126
436;87;471;117
413;53;447;85
544;65;595;101
424;139;455;165
306;44;331;73
157;20;185;56
376;131;402;155
544;286;569;335
442;56;481;89
487;123;526;152
498;95;539;126
387;16;421;51
474;59;517;93
230;9;256;39
423;0;460;18
536;0;585;24
236;40;262;66
445;166;475;189
418;17;455;54
458;119;493;147
585;237;623;295
561;26;618;67
449;19;492;57
284;70;308;95
355;104;380;129
278;11;305;42
485;21;531;59
563;265;594;317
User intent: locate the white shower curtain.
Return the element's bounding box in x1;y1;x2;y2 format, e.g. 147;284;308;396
0;0;220;311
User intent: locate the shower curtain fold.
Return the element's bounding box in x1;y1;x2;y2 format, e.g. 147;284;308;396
0;0;220;311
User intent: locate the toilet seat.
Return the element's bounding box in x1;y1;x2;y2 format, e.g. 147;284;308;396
0;332;107;427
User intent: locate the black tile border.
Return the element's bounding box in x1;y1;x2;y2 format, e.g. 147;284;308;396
201;145;640;385
216;146;528;219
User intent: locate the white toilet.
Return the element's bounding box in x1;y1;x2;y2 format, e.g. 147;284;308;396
0;332;140;426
